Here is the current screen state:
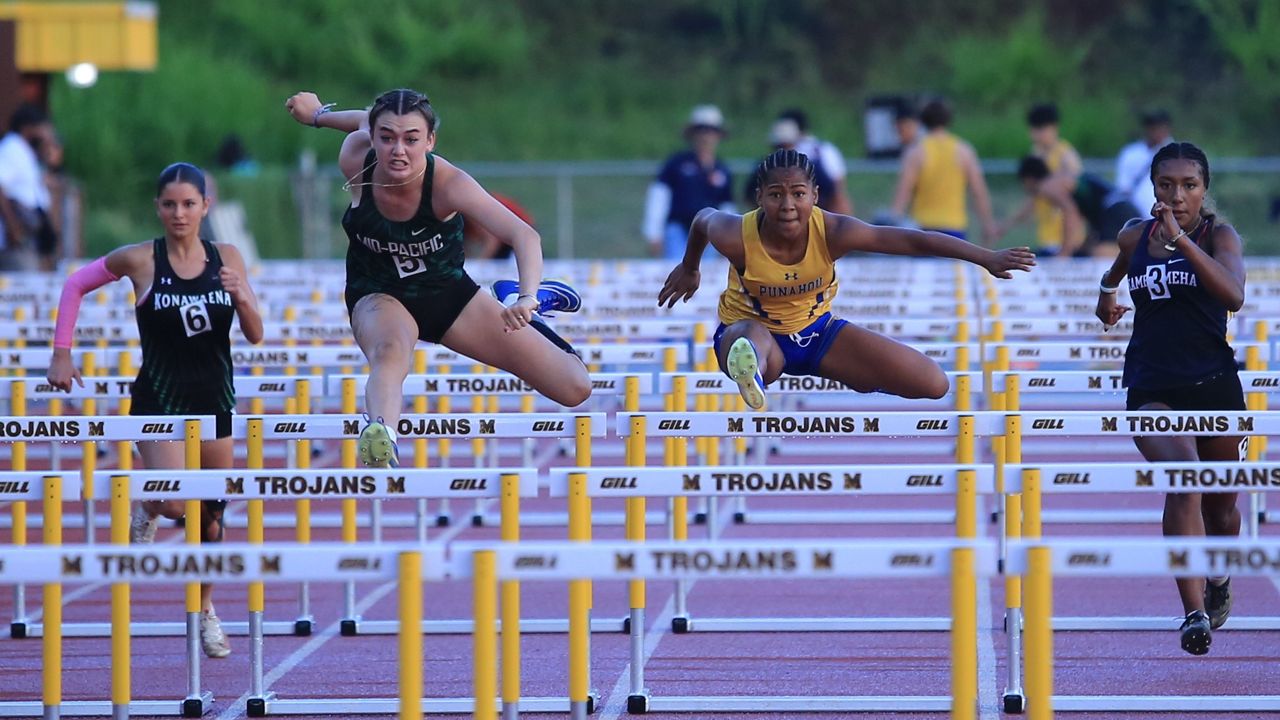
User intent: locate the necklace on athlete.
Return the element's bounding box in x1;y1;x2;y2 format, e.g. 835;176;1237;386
342;159;427;192
1163;217;1203;252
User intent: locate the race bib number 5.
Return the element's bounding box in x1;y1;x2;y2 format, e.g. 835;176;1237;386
394;255;429;278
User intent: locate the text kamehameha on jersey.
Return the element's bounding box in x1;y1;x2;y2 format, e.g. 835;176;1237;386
1129;264;1197;297
354;232;444;257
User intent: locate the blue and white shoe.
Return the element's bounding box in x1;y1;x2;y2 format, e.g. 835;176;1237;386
357;416;399;468
492;279;582;316
726;337;766;410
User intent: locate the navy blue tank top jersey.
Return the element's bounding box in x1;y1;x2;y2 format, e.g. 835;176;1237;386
1123;219;1236;390
134;238;236;413
341;150;466;300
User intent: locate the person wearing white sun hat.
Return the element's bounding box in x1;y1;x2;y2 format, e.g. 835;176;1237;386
642;104;736;260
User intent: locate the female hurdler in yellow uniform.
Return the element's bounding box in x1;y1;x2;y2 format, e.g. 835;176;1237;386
659;148;1036;408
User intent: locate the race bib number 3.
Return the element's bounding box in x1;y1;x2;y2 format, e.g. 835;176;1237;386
181;301;212;337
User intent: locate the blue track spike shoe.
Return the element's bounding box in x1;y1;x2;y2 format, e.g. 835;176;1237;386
726;337;766;410
357;417;399;468
1204;577;1232;630
492;279;582;316
1179;610;1212;655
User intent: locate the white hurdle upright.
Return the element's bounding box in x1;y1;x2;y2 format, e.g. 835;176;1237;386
1007;538;1280;716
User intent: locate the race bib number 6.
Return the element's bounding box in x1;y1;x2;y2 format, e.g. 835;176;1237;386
181;301;212;337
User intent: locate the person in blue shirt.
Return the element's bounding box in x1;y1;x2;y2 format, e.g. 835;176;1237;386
642;105;735;259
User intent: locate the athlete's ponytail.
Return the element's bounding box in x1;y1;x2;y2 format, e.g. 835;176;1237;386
369;88;438;132
156;162;206;197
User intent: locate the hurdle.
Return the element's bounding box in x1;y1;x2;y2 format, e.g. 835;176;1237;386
611;409;1003;708
2;414;215;637
0;542;446;719
999;408;1280;713
463;537;997;719
1007;538;1280;716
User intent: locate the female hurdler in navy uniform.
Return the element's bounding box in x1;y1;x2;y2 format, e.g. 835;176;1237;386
285;89;589;467
47;163;263;658
1096;142;1246;655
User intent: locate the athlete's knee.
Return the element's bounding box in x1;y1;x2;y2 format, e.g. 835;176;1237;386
150;500;185;520
922;369;949;400
366;335;412;369
553;367;592;407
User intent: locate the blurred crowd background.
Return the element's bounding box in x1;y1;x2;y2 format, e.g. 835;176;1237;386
4;0;1280;264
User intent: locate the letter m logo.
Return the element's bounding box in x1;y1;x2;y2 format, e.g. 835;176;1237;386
863;418;880;433
682;474;701;492
1238;417;1254;433
343;420;361;437
386;476;405;494
1101;416;1118;432
480;419;496;435
727;417;743;433
225;477;245;495
1167;550;1189;570
614;552;635;572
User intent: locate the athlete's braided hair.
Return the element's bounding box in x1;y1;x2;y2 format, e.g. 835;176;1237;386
1150;141;1210;189
369;88;438;132
1151;141;1219;227
754;148;818;190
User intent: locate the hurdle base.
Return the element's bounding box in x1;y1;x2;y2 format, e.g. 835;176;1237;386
1054;615;1280;630
683;616;951;632
254;695;571;715
340;617;361;636
9;621;27;639
1002;692;1025;714
326;616;623;635
181;691;213;718
18;619;307;638
245;692;277;718
627;691;650;714
671;615;691;633
293;617;314;636
0;700;207;717
733;509;954;525
1054;695;1280;711
643;695;952;712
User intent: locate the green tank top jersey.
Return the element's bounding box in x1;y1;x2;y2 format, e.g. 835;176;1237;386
341;151;466;299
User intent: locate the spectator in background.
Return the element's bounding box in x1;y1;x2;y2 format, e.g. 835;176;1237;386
0;104;54;271
744;111;852;214
642;105;735;259
1114;110;1173;219
215;133;261;178
894;99;921;152
1015;156;1138;258
465;192;534;261
890;98;997;244
996;103;1083;255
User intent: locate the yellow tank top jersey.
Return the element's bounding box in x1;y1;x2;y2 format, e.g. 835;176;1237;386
717;209;838;335
1033;140;1075;248
911;131;967;231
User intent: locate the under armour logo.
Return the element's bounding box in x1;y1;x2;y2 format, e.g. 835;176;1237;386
784;272;799;281
160;277;173;285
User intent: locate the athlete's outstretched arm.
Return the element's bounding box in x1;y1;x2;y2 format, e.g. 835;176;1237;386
824;211;1035;279
657;208;743;308
1096;222;1141;328
285;92;367;134
434;158;544;331
47;243;150;391
217;243;264;344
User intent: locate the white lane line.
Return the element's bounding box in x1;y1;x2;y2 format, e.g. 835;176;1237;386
212;580;399;720
596;499;732;720
978;578;999;720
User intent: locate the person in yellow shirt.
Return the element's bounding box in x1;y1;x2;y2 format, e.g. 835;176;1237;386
890;99;997;244
996;103;1084;255
658;148;1035;409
